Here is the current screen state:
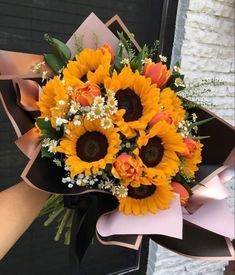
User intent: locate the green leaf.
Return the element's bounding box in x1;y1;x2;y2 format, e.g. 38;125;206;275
44;53;65;74
114;44;124;72
41;146;54;158
131;44;148;72
117;31;130;53
36;117;51;130
44;33;71;62
189;135;211;140
36;118;62;139
189;117;214;129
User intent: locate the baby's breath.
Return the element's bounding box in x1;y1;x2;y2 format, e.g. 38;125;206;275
159;54;167;63
42;138;58;154
120;58;130;65
175;78;185;87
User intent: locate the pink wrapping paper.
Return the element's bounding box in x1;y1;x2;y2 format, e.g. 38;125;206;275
184;199;234;239
66;13;120;58
97;194;183;239
0;50;50;80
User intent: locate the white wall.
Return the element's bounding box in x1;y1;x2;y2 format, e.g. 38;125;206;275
147;0;234;274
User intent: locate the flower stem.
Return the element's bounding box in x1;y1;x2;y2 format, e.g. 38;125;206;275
44;206;64;226
54;209;71;242
64;210;75;245
39;195;63;216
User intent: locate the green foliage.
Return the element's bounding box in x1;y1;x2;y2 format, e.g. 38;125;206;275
117;31;131;54
116;32;158;73
189;117;214;130
36;118;63;139
40;195;74;245
41;146;54;158
131;45;148;72
74;33;84;54
44;33;71;73
113;42;124;72
146;40;160;60
44;53;65;74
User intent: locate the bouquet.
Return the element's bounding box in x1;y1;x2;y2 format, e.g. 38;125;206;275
0;13;234;269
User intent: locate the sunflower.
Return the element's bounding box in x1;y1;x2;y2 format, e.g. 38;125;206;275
118;180;174;215
137;121;186;178
180;141;203;178
56;119;121;177
156;87;185;124
37;76;69;128
104;66;160;138
63;48;111;87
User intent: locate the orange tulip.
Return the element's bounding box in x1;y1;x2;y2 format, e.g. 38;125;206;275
73;82;101;106
143;62;171;88
171;181;189;206
100;42;115;63
149;112;174;127
179;138;197;158
112;154;143;187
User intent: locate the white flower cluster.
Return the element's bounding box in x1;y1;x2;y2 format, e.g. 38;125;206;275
86;91;118;129
120;58;130;65
141;57;152;64
173;65;182;74
65;88;118;130
61;167;128;198
178;120;190;137
62;172;99;189
175;77;185;88
53;158;62;167
68;99;80;116
42;138;58;154
192;113;197;122
98;176;128;198
178;114;198;138
31;61;46;73
55;117;69;127
159;54;167;63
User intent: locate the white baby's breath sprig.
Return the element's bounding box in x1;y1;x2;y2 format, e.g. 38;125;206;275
42;138;58;154
159;54;167;63
141;57;152;64
31;61;46;73
62;175;75;188
55;117;69;127
192;113;197;122
178;119;193;138
42;71;49;82
68;101;80;116
53;158;62;167
120;58;130;65
174;65;182;73
175;77;185;88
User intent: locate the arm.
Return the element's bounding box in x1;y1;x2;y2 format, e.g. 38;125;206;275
0;181;49;260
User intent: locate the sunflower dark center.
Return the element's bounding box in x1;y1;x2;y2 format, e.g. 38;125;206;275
115;89;143;122
128;184;157;199
139;137;164;167
76;131;108;162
